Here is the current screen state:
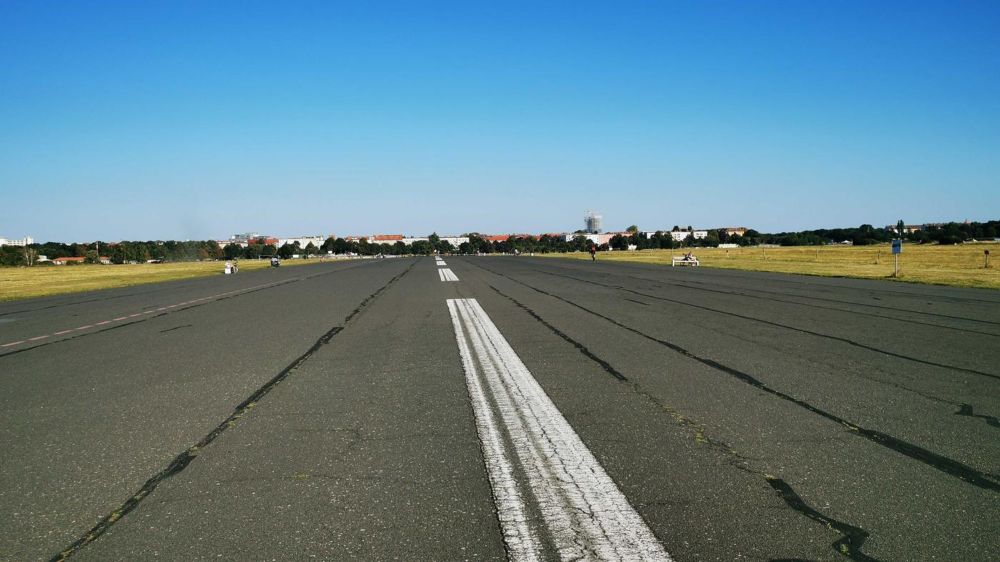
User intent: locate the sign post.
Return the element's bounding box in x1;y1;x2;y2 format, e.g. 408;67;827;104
891;239;902;277
986;249;991;269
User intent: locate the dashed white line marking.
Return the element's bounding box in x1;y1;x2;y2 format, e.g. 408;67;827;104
53;330;74;335
447;298;671;561
438;268;459;282
28;335;49;341
2;340;26;347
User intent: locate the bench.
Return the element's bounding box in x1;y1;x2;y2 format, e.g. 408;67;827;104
672;256;699;267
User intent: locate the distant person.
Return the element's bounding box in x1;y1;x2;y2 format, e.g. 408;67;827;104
589;244;597;261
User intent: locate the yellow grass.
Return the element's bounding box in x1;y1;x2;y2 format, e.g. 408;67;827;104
0;259;323;301
543;244;1000;290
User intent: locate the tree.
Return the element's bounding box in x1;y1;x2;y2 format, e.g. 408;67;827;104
277;243;296;259
223;243;244;260
626;225;639;234
22;246;38;266
570;235;590;252
304;242;318;256
410;240;434;255
896;219;905;238
331;238;350;255
321;237;337;253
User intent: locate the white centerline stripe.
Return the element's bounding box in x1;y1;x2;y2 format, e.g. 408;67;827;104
438;268;459;282
437;261;447;266
448;300;541;561
447;298;671;561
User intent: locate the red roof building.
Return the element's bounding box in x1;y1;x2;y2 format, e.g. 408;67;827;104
371;234;404;243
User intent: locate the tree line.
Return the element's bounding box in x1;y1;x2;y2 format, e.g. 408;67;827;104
2;220;997;266
0;240;223;266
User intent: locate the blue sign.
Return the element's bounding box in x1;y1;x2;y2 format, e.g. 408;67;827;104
891;239;902;254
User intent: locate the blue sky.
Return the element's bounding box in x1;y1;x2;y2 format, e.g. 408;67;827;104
1;1;998;241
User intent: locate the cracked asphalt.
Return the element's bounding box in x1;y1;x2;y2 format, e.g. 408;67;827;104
1;256;998;561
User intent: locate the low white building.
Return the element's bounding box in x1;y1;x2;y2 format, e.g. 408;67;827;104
438;236;469;247
278;236;327;249
670;230;708;242
564;233;615;245
0;236;33;247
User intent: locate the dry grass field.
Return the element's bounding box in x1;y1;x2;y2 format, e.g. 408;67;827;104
0;259;324;302
545;243;1000;290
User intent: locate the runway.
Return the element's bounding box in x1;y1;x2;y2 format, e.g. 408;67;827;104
1;256;997;560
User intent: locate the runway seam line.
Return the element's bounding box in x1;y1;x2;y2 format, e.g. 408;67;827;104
537;268;1000;382
469;260;1000;493
0;279;299;359
0;261;381;358
49;260;415;561
488;279;885;562
566;257;1000;305
488;284;627;381
550;259;1000;328
765;477;879;562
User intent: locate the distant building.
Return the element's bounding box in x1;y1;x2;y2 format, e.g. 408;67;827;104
278;235;327;249
437;236;469;247
584;211;602;234
884;224;925;234
51;256;108;265
670;230;708;242
230;232;260;243
226;233;281;247
565;233;616;245
370;234;405;244
0;236;33;247
718;227;748;237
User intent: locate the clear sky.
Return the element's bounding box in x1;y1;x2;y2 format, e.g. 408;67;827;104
1;1;998;242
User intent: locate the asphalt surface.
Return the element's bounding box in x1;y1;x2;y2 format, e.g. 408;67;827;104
1;256;998;561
